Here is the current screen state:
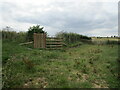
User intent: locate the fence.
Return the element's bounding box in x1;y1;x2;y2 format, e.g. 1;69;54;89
46;37;63;49
34;33;63;49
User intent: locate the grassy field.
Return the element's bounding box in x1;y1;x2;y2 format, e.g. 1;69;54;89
92;37;120;41
2;40;120;88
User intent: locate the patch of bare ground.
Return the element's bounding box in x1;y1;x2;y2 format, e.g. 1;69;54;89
68;71;89;82
68;70;109;88
23;77;48;88
81;74;89;82
92;79;108;88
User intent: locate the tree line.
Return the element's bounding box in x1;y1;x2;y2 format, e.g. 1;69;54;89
1;25;91;43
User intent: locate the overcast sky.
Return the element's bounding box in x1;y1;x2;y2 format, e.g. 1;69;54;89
0;0;119;36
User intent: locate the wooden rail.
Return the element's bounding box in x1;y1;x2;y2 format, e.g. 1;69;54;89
33;33;63;49
19;41;33;45
46;37;63;49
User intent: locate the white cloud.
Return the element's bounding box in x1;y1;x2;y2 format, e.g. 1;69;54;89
87;26;118;37
0;0;118;36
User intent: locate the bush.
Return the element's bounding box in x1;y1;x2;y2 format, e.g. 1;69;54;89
27;25;46;41
56;31;91;44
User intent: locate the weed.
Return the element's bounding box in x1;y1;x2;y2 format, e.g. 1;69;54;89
2;41;120;88
22;57;35;69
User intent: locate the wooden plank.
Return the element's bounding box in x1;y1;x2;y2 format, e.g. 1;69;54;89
46;48;62;50
40;34;42;48
46;39;62;42
46;42;64;45
42;33;45;48
47;37;63;39
40;33;43;48
41;33;43;48
36;34;38;48
34;33;37;48
38;34;42;48
19;41;33;45
46;45;63;47
43;33;46;48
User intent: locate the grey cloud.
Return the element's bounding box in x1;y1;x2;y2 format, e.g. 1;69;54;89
0;2;17;15
0;1;118;36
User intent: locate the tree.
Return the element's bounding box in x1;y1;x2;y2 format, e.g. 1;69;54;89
27;25;46;41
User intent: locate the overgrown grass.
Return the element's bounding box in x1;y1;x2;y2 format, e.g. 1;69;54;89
2;40;120;88
92;37;120;45
56;31;91;44
2;40;28;64
1;30;27;43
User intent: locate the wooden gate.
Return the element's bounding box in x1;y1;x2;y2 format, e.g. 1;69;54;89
34;33;46;48
34;33;63;49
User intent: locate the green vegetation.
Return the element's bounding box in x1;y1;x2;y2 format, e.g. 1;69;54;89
27;25;46;41
1;29;120;88
1;30;27;43
92;37;120;45
56;31;91;44
2;40;120;88
1;25;46;42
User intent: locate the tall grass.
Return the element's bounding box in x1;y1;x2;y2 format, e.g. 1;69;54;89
92;39;120;45
1;30;27;43
2;42;120;88
56;31;91;44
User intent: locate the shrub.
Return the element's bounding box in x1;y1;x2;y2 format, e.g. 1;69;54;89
56;31;91;44
27;25;46;41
